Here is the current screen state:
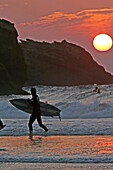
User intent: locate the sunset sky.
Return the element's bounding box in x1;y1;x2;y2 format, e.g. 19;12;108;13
1;0;113;74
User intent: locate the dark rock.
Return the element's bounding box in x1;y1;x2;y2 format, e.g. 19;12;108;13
20;39;113;86
0;19;26;95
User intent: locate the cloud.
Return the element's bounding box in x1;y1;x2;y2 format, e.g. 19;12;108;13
19;11;86;26
18;8;113;40
77;8;113;36
0;4;8;8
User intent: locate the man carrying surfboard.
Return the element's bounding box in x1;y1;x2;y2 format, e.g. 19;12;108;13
27;88;48;139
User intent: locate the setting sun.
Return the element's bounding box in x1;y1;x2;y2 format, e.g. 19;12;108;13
93;34;113;52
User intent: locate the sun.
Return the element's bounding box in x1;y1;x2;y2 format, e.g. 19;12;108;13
93;34;113;52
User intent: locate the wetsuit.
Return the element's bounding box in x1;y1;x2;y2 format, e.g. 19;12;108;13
28;95;48;132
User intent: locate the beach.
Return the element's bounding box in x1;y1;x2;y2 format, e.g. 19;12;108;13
1;135;113;169
1;85;113;169
1;163;113;170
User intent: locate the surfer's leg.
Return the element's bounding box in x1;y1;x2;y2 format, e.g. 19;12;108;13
28;115;35;131
28;114;35;138
37;116;48;132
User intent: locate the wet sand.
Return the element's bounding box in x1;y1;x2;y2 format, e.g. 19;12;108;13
1;136;113;169
1;162;113;170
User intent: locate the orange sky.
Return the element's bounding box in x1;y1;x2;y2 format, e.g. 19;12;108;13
1;0;113;74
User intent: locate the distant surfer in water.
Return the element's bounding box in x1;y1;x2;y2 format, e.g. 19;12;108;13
93;86;101;93
97;89;101;93
0;120;6;130
27;88;48;139
93;86;98;92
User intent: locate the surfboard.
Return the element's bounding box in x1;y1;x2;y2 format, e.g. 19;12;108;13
10;98;61;120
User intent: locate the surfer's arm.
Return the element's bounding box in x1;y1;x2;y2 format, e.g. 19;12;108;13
27;99;33;106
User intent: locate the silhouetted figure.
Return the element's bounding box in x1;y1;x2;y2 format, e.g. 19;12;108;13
93;86;101;94
0;120;3;126
0;120;6;130
97;89;101;93
93;86;98;92
27;88;48;139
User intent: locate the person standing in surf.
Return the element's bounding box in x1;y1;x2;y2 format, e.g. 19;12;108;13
27;88;48;139
0;120;6;130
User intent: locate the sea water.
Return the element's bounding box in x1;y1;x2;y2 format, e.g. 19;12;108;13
1;84;113;120
1;84;113;166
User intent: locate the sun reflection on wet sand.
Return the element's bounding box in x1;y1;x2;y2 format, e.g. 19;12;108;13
95;137;113;154
1;136;113;159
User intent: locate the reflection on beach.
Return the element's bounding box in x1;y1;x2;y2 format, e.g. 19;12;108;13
30;137;42;146
1;136;113;160
95;137;113;155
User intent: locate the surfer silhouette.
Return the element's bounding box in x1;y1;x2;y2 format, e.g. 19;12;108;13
97;89;101;93
93;86;101;93
27;88;48;139
0;120;6;130
93;86;98;92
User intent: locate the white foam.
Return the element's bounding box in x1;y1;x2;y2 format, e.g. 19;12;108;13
1;84;113;119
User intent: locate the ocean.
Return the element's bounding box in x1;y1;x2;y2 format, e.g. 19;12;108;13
1;84;113;169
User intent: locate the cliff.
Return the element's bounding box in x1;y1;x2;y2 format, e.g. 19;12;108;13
0;19;27;95
20;39;113;86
